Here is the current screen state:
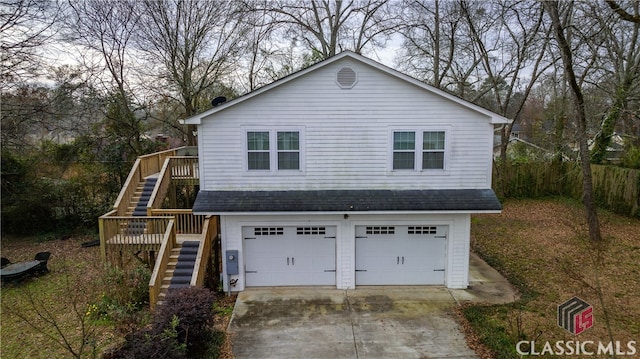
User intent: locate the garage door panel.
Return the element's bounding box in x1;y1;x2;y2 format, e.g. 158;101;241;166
244;226;336;287
355;225;447;286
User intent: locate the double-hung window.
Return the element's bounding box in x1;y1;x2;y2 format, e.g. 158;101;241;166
392;129;447;171
277;132;300;170
247;131;271;170
246;129;303;172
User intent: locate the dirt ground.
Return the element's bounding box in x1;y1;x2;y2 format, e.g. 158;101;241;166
469;198;640;357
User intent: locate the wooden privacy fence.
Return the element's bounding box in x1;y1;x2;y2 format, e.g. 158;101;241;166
494;161;640;217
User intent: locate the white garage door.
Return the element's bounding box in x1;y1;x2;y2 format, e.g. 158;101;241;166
355;225;447;285
243;226;336;286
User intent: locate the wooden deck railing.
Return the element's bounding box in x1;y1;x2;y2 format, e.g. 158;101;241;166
149;220;177;312
149;209;206;234
191;216;218;287
111;147;197;216
99;215;174;262
147;157;200;214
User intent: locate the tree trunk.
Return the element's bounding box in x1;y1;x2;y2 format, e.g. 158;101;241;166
544;1;602;243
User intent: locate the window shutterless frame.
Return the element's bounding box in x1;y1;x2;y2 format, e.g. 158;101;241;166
389;128;449;172
243;127;305;174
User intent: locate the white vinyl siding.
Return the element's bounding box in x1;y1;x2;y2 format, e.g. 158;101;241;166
198;58;494;191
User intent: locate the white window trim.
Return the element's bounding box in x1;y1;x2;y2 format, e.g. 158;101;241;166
242;127;305;175
388;127;450;175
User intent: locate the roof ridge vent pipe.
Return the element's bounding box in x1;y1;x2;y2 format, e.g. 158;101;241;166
211;96;227;107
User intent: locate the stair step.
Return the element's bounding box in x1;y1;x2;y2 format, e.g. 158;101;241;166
180;247;199;255
175;261;196;269
177;255;197;263
172;268;195;276
169;283;190;289
182;241;200;247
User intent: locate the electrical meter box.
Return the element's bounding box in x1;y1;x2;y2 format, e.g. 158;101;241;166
226;250;239;275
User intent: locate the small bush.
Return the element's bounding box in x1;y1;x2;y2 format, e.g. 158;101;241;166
89;265;151;334
153;287;218;358
107;287;222;358
106;316;187;359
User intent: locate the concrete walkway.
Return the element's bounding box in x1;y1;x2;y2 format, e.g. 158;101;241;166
227;253;517;359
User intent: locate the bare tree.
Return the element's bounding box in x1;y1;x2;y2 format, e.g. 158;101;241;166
459;0;553;162
2;274;99;359
253;0;399;60
398;0;481;95
543;1;602;244
67;0;148;155
605;0;640;24
0;0;61;89
236;0;291;92
137;0;246;145
590;1;640;163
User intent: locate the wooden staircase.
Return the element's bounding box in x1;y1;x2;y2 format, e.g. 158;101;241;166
126;177;158;216
157;240;200;305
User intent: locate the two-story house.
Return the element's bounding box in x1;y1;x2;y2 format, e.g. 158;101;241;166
183;51;508;292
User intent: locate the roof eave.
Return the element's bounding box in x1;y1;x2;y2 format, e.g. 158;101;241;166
194;209;503;216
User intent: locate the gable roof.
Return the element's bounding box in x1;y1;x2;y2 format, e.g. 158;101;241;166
181;51;511;125
182;51;510;125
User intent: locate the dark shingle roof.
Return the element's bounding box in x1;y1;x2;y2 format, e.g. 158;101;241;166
192;189;501;213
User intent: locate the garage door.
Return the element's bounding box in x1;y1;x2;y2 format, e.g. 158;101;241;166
355;225;447;285
243;226;336;286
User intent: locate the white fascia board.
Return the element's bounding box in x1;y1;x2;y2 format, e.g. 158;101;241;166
193;210;502;216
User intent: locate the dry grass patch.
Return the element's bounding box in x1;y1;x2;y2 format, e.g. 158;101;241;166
467;198;640;358
1;235;122;358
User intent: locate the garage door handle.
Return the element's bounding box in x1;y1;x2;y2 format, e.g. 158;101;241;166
397;256;399;264
324;236;336;239
433;269;445;272
435;235;446;238
402;256;404;264
324;269;336;272
246;270;258;273
292;257;295;265
287;257;290;265
356;269;367;272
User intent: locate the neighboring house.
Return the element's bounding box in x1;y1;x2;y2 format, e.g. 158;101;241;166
183;51;509;292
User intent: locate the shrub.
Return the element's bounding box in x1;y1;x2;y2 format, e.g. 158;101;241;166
153;287;218;358
107;287;222;359
106;316;187;359
89;265;151;334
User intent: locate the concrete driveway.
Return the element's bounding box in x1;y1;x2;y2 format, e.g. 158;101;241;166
227;253;517;359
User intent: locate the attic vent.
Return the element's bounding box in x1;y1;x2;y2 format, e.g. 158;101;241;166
336;67;357;88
